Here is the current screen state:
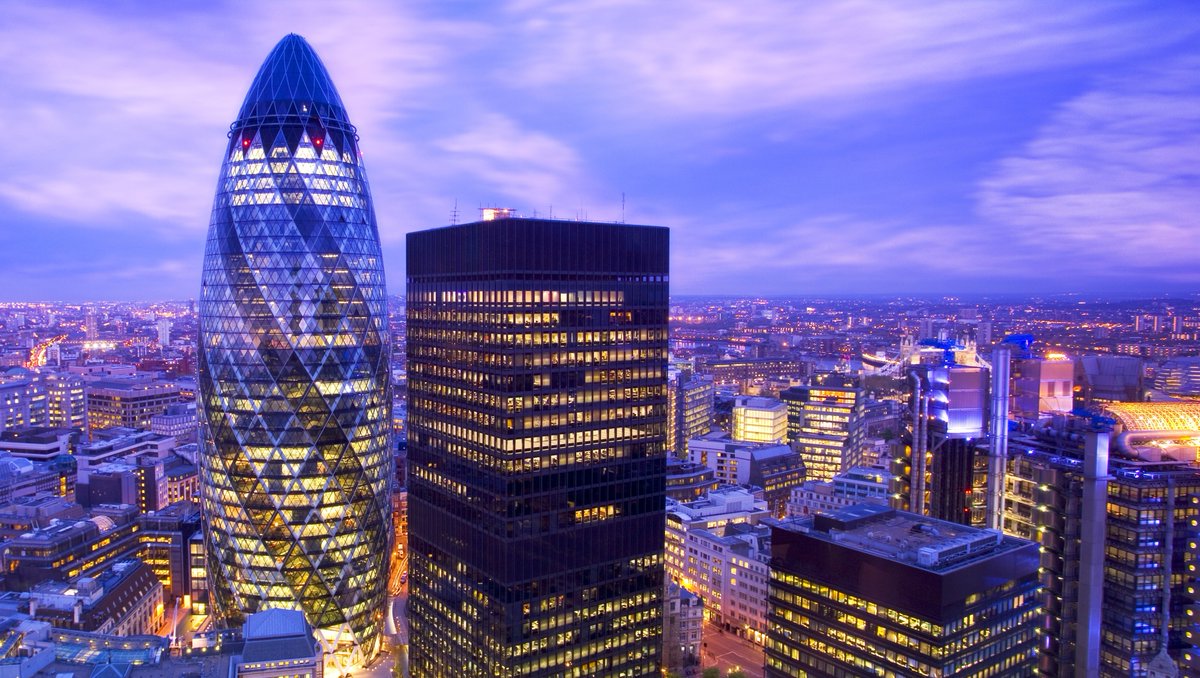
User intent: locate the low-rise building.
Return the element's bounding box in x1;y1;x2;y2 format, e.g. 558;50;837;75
0;427;76;462
665;458;718;501
29;560;163;637
665;487;774;644
688;433;804;516
233;608;323;678
663;581;703;673
785;466;893;518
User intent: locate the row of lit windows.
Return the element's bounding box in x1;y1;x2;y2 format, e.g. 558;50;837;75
410;310;561;327
412;289;625;305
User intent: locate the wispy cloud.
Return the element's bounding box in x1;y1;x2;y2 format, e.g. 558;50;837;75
977;54;1200;274
0;1;1197;298
0;1;474;235
498;1;1196;120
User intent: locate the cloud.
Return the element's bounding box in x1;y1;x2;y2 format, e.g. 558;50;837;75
498;1;1197;120
662;208;1000;294
434;113;593;209
977;54;1200;273
0;1;475;236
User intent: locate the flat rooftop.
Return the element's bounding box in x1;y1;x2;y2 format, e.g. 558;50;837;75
782;504;1017;572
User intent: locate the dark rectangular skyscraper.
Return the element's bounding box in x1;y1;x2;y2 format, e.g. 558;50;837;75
406;216;668;677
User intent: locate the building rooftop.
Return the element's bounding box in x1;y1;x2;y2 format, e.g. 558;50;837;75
733;396;785;410
0;427;75;444
238;608;319;664
779;504;1020;572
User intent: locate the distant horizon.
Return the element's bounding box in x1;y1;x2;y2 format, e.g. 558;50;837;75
2;290;1197;306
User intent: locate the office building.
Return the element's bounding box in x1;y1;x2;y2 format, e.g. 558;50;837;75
665;458;718;501
28;559;164;637
1153;357;1200;398
1000;407;1200;677
697;358;809;385
665;486;770;586
731;396;787;443
407;216;668;676
197;34;393;667
843;396;902;470
665;487;773;641
784;466;892;518
0;453;74;505
150;403;197;445
3;504;142;590
42;372;85;430
1075;355;1144;405
677;518;772;643
1094;402;1200;677
687;432;804;517
85;379;180;434
780;374;860;482
766;504;1041;677
667;370;713;458
0;369;47;434
0;427;75;462
892;364;989;525
1011;355;1075;422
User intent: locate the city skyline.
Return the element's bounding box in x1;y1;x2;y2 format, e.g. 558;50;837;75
2;1;1198;301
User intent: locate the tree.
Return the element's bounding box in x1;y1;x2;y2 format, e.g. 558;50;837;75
727;671;748;678
702;669;721;678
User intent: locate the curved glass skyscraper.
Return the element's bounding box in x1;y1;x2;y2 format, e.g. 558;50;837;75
197;34;392;666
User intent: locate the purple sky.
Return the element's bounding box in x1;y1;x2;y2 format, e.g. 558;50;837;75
1;1;1197;301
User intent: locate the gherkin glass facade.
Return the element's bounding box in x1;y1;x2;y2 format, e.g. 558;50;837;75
197;34;392;664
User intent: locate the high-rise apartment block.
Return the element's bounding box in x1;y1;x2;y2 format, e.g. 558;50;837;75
406;216;668;676
197;35;392;667
766;504;1041;677
780;374;859;481
666;370;713;458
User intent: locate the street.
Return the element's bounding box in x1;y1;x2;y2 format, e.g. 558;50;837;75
700;621;764;678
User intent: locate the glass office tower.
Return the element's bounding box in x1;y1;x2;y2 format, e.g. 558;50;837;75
406;217;668;677
197;34;392;667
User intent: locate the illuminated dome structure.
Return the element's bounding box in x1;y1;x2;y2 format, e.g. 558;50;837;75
197;34;392;668
1102;402;1200;463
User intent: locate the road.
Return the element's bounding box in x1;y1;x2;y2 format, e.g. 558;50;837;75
700;620;764;678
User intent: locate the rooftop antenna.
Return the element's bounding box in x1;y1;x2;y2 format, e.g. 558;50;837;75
450;199;459;225
621;192;626;223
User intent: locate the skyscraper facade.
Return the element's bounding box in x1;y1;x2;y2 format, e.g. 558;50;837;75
780;374;860;482
766;505;1041;677
197;35;392;666
666;370;713;458
406;216;668;676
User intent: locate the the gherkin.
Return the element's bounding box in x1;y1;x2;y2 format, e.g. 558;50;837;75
197;34;392;666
